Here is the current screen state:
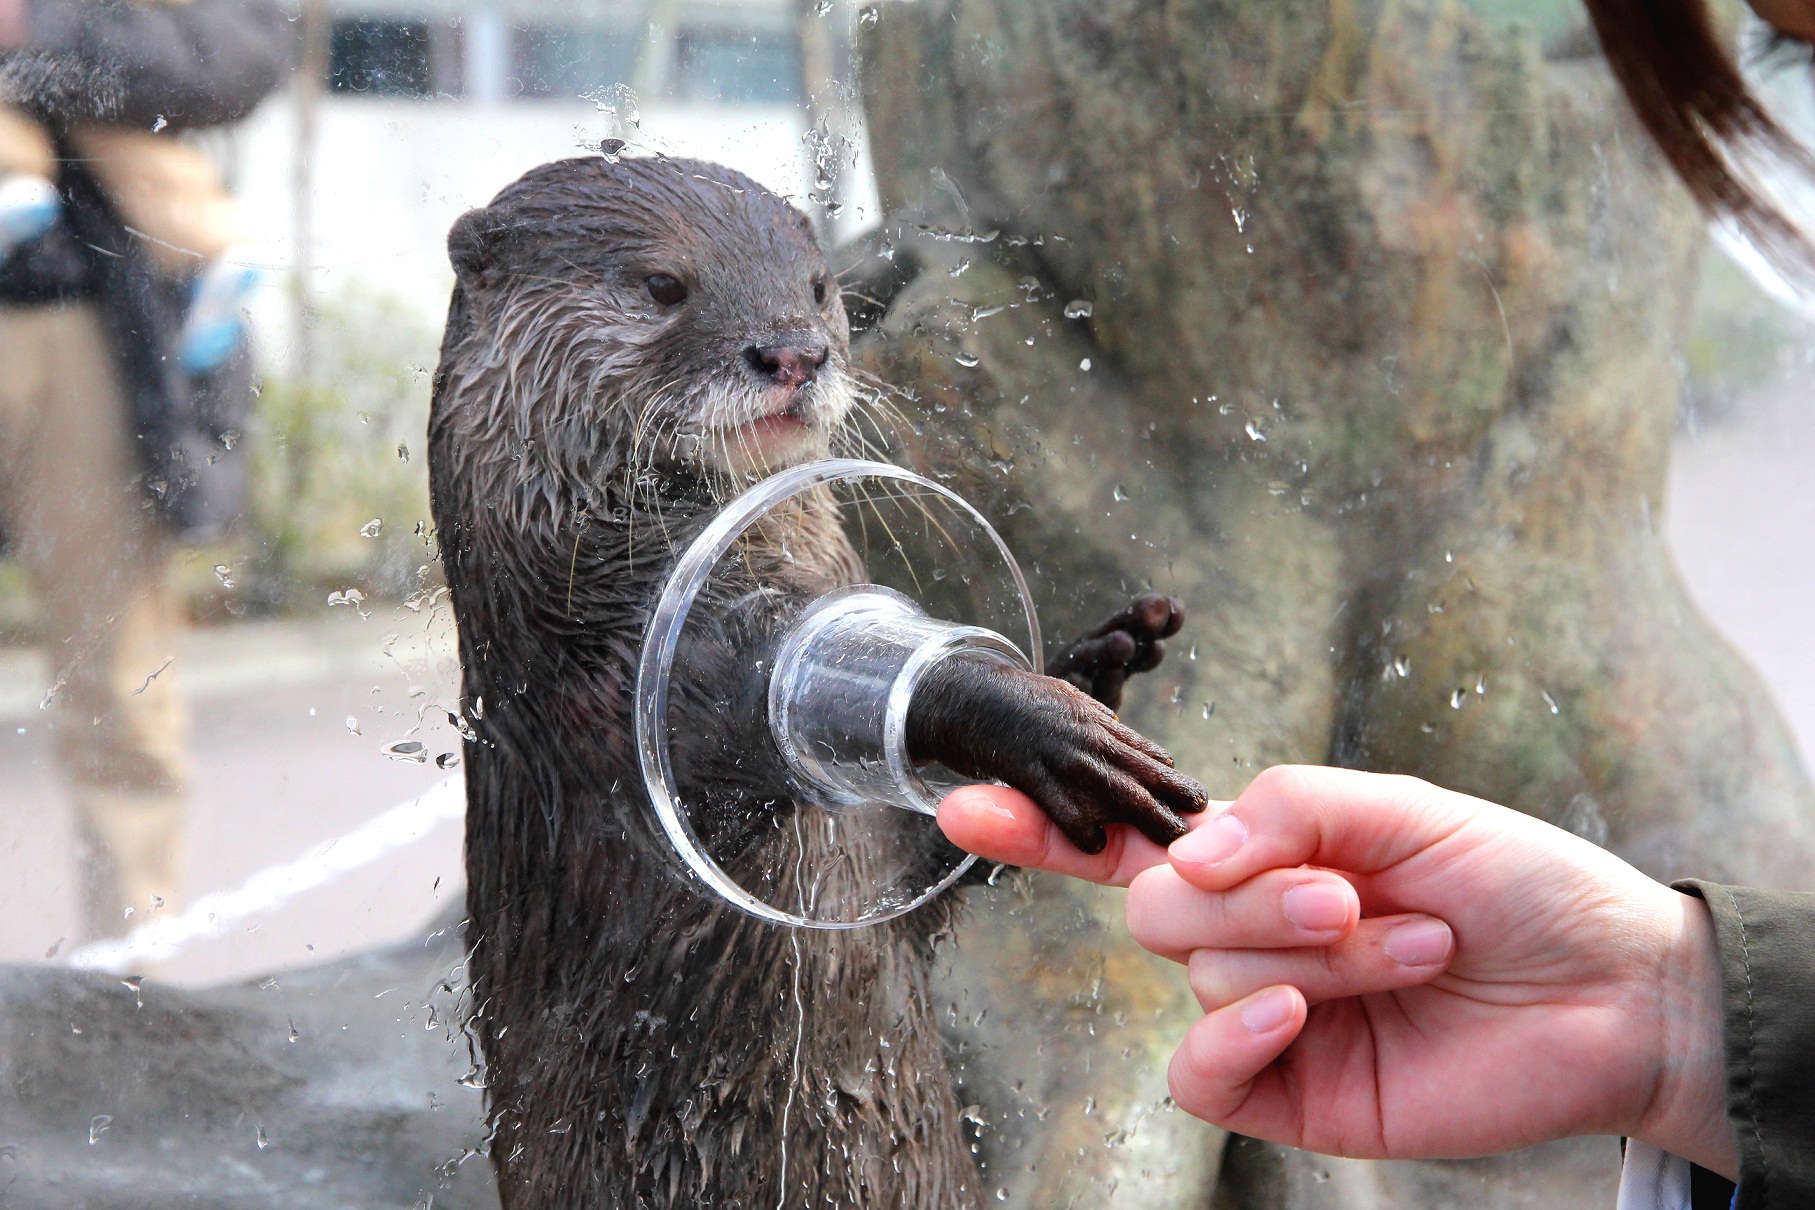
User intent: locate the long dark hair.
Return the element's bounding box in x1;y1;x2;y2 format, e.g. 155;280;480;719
1586;0;1815;269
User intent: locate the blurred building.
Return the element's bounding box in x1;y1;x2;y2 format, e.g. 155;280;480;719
320;0;803;107
226;0;874;366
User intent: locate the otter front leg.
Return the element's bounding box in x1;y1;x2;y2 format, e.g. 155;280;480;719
1046;593;1185;711
905;597;1207;854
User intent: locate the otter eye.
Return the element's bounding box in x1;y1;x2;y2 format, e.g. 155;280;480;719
646;274;688;306
812;276;829;307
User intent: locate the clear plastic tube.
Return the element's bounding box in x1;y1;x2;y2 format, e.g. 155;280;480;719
768;584;1033;817
633;459;1041;929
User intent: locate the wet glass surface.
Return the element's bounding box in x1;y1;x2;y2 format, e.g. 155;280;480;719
0;1;1811;1206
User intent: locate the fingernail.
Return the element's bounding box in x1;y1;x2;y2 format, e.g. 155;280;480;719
1238;986;1297;1034
1172;812;1248;866
1282;882;1351;933
1383;918;1453;967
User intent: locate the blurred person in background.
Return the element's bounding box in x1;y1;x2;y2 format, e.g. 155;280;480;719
0;0;288;940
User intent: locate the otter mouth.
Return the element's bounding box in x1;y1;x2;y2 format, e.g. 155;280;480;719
712;398;825;473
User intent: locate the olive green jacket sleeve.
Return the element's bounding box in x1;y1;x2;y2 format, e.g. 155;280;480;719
1675;880;1815;1210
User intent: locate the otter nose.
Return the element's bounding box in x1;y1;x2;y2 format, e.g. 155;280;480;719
745;342;828;388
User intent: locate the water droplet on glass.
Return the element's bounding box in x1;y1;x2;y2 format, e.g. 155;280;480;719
1082;1096;1097;1116
1474;675;1486;695
256;1125;269;1150
1079;357;1092;371
1063;299;1094;319
220;428;239;449
385;740;428;764
1450;688;1466;709
859;3;878;24
213;564;234;587
1112;484;1129;501
345;715;361;735
1188;643;1198;660
1393;656;1410;678
996;1189;1009;1202
360;518;383;538
436;751;461;770
89;1114;111;1144
1244;420;1266;442
397;442;410;463
1202;701;1215;719
1542;689;1560;715
953;351;980;368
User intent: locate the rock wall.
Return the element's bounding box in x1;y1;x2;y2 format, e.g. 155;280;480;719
851;0;1815;1204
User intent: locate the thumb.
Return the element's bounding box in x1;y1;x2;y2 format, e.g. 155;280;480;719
1168;984;1307;1125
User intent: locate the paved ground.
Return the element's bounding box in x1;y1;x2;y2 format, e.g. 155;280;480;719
0;392;1806;988
0;608;466;985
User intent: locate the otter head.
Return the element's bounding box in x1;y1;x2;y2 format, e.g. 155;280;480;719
444;154;852;491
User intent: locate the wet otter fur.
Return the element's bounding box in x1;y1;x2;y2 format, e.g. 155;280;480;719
427;155;1204;1207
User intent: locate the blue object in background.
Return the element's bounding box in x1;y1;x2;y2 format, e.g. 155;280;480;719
180;255;260;375
0;175;62;264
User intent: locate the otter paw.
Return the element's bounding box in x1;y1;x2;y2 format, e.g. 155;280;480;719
1047;593;1186;710
1009;681;1209;854
905;655;1208;854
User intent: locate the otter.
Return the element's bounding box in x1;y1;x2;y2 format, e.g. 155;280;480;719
427;154;1206;1207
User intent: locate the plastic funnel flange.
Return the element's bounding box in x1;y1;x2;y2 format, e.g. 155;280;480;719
634;459;1041;929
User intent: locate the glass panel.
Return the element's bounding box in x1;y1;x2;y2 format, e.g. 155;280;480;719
512;25;639;100
0;0;1810;1206
329;18;435;97
673;27;801;104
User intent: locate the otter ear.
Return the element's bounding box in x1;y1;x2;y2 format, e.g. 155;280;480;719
448;207;519;285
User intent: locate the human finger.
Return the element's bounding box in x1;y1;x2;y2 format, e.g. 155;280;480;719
1167;765;1480;893
1167;984;1307;1126
1125;865;1360;962
936;784;1172;886
1186;913;1455;1009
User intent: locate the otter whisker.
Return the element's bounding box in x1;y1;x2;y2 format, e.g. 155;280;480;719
564;526;583;617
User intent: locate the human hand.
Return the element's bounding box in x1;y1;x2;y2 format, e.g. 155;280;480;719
938;767;1736;1177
